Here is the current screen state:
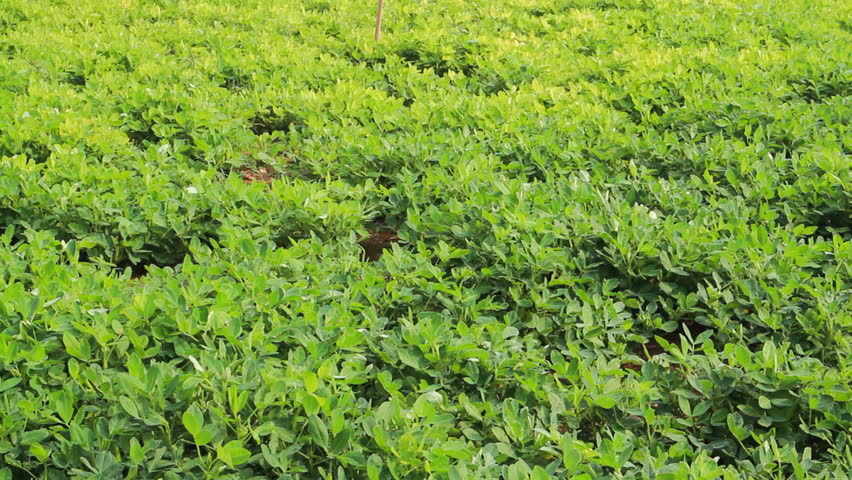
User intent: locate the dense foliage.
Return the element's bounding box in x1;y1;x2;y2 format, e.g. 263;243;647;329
0;0;850;478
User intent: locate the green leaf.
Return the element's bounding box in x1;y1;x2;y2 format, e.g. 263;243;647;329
532;466;551;480
195;426;215;446
301;392;321;415
54;391;75;423
503;326;520;338
217;440;251;467
758;396;772;409
367;454;382;480
182;404;204;438
448;465;467;480
20;429;50;445
507;460;530;480
62;333;91;360
677;396;691;416
397;348;425;368
331;428;351;453
308;415;329;449
593;395;617;409
0;377;21;393
119;396;140;419
739;404;763;418
434;439;472;460
1;225;13;245
727;413;748;441
562;436;581;472
692;400;712;418
303;371;318;393
129;438;145;464
735;345;752;368
29;443;51;462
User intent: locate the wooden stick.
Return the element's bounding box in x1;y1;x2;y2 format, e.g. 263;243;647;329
375;0;384;42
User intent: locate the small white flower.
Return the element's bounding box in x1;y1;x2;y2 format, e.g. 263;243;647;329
186;186;198;194
649;211;658;220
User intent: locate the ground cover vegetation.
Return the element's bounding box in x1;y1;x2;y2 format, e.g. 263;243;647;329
0;0;850;478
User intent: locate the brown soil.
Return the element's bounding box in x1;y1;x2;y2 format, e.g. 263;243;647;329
359;230;400;261
240;166;278;184
623;321;713;372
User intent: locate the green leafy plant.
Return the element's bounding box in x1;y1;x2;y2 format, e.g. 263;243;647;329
0;0;849;478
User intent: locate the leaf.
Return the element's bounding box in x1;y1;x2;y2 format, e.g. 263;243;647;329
397;348;425;369
727;413;748;441
593;395;617;409
119;396;140;419
562;436;581;472
507;460;530;480
1;225;13;245
228;387;249;414
0;377;21;393
195;426;215;446
331;428;351;453
367;454;382;480
20;429;50;445
677;396;692;416
182;404;204;438
301;392;321;415
692;400;712;418
532;466;551;480
29;443;51;462
735;345;752;368
129;438;145;464
303;371;318;393
217;440;251;467
503;326;520;338
448;465;467;480
54;391;75;423
739;404;763;418
63;333;91;360
308;415;329;449
433;439;472;461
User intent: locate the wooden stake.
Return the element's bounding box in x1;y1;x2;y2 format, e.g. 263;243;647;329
375;0;384;42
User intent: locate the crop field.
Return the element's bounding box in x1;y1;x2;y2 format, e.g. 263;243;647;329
0;0;850;478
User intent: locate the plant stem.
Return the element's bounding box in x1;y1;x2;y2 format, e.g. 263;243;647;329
375;0;384;42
